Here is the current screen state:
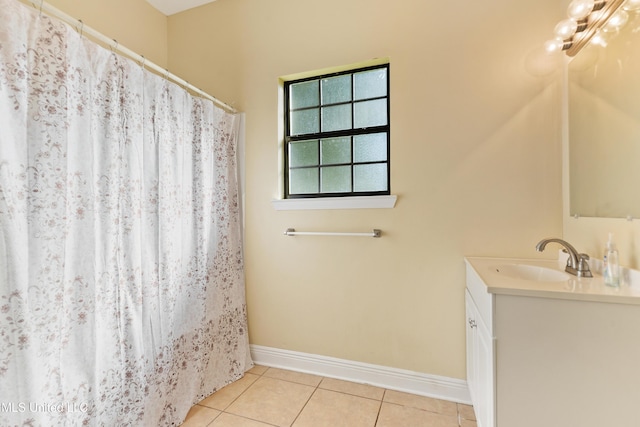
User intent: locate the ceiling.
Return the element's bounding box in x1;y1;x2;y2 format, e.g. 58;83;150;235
145;0;217;16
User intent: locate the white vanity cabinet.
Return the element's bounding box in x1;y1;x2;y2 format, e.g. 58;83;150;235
465;257;640;427
465;262;495;427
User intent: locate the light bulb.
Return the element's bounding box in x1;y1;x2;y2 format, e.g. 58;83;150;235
588;9;605;23
568;0;595;20
554;18;579;39
544;38;566;53
590;31;609;46
603;9;629;31
623;0;640;11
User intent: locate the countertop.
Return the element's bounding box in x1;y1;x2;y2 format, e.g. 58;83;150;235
465;256;640;305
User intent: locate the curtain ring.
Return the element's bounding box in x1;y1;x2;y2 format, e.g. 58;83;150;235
111;39;119;53
77;19;84;38
140;55;146;69
164;69;170;80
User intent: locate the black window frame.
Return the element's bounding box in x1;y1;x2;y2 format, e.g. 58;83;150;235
284;64;391;199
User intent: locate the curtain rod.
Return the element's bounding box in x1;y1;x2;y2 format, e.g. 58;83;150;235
23;0;238;113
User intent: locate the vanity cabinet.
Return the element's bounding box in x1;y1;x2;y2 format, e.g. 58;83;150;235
465;291;494;427
465;257;640;427
465;262;495;427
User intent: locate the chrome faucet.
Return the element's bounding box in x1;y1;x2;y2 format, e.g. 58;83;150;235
535;238;593;278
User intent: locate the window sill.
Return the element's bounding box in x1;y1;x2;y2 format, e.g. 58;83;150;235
271;195;397;211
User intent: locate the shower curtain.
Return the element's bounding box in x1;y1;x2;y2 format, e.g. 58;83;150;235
0;0;252;425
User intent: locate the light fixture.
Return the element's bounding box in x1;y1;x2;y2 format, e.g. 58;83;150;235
567;0;598;19
554;19;579;39
602;8;629;31
545;0;627;56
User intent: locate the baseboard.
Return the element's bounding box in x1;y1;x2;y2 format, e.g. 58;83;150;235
250;345;471;405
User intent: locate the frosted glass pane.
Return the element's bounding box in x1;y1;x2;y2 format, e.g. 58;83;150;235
321;137;351;165
321;166;351;193
289;168;319;194
289;140;318;167
354;133;387;163
354;99;387;128
354;163;387;192
322;104;351;132
290;80;319;109
354;68;387;100
321;75;352;105
291;108;319;135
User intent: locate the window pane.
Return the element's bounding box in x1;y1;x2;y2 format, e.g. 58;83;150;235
354;163;388;192
289;140;318;167
321;166;351;193
321;75;352;105
290;80;319;109
354;133;387;163
354;68;387;100
322;104;351;132
354;99;387;128
285;65;389;198
289;168;319;194
321;137;351;165
291;108;319;135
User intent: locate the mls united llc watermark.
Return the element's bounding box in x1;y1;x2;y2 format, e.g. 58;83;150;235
1;402;89;413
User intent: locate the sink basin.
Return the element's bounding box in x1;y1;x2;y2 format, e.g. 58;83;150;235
491;264;570;282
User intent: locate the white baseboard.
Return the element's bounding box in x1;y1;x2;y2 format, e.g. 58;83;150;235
250;345;471;405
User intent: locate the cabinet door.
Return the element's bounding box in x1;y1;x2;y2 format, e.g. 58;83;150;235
465;292;479;404
475;313;495;427
465;290;495;427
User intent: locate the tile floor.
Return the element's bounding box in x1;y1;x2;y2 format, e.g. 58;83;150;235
180;365;477;427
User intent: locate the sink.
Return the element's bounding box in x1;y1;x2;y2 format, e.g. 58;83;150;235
491;264;570;282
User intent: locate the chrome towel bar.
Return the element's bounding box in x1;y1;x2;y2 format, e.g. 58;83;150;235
284;228;381;238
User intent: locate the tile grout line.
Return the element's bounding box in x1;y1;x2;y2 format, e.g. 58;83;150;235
372;389;388;427
289;375;388;427
288;374;323;427
204;371;260;413
208;367;261;426
194;366;473;427
257;367;390;404
197;380;237;427
218;367;281;427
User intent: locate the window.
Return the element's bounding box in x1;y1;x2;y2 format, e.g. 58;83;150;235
284;64;390;199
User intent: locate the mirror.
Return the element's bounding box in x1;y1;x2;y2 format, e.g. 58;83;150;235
568;9;640;218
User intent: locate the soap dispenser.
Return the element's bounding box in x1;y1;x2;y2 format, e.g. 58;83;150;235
604;233;620;287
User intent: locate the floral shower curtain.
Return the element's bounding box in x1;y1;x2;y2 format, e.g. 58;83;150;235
0;0;252;425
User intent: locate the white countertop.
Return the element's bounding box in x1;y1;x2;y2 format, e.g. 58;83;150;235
465;256;640;305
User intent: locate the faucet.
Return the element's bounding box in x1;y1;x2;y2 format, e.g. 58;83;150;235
535;238;593;278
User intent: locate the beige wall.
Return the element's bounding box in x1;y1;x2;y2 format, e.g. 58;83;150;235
20;0;569;381
20;0;636;384
37;0;168;67
22;0;585;382
169;0;566;379
563;219;640;269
